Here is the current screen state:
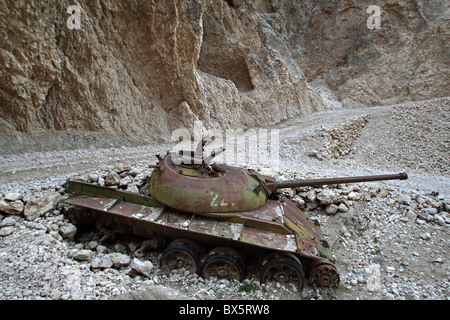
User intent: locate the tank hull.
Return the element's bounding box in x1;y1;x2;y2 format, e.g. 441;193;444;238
64;181;337;286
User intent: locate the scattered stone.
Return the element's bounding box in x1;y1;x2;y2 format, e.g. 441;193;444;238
0;198;24;215
96;245;108;254
33;234;61;246
4;192;23;201
306;190;316;202
432;257;443;264
88;173;99;183
306;200;319;210
0;217;17;227
90;255;113;269
347;191;357;201
362;192;372;201
108;252;131;268
24;192;62;221
420;232;431;240
128;242;139;252
0;226;14;236
338;203;348;212
126;184;139;193
406;211;417;221
379;189;391;198
72;249;93;261
113;162;131;174
317;189;336;205
104;171;121;186
291;195;305;207
308;150;324;161
130;258;154;278
325;204;339;215
434;215;446;226
88;240;99;250
119;175;133;188
397;194;411;206
113;243;127;253
386;266;396;273
128;167;141;177
59;223;77;239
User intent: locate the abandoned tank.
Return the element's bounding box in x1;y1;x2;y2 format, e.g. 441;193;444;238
64;141;408;291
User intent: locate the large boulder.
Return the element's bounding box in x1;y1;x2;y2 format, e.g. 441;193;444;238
24;192;62;221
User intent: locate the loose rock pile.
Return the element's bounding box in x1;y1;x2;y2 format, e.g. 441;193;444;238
73;162;154;194
0;190;64;233
308;116;369;161
325;189;449;300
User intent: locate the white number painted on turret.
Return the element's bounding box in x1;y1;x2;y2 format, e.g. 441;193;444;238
210;193;234;207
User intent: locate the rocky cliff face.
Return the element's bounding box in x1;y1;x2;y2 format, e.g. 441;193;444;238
282;0;450;108
1;0;448;141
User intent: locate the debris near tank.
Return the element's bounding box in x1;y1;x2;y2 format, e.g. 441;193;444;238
286;184;372;215
72;162;154;194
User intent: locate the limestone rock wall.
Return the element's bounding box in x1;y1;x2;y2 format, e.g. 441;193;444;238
0;0;326;140
279;0;450;108
0;0;448;141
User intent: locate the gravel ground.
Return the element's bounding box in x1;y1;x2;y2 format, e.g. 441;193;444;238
0;97;448;301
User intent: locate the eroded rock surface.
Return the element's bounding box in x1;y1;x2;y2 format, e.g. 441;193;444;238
2;0;447;142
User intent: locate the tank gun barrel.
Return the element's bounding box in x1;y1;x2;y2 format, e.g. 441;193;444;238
276;172;408;189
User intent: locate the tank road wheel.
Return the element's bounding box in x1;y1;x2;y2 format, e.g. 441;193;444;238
160;239;202;274
260;253;305;291
310;260;340;288
201;247;245;282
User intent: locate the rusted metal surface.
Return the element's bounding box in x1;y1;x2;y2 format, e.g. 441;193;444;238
64;178;340;289
189;216;243;240
201;247;244;281
148;149;407;216
64;180;333;260
160;239;201;274
65;195;118;212
310;259;340;287
64;180;163;207
276;172;408;189
148;155;268;213
240;227;296;252
63;181;329;258
260;255;305;290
